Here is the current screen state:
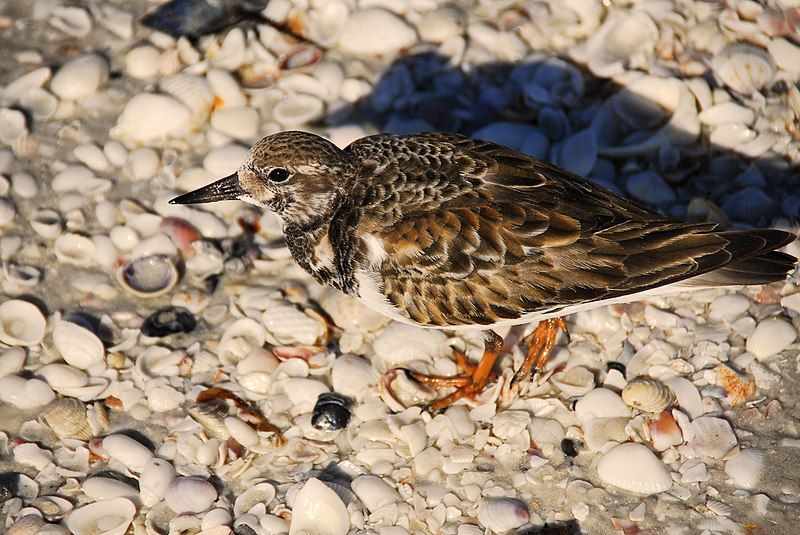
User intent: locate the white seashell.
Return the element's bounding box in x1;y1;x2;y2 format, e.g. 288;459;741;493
477;497;530;532
0;199;14;227
709;122;756;150
19;88;58;120
304;1;348;48
209;28;246;70
331;355;376;398
0;347;26;376
165;477;217;514
621;378;676;413
127;148;160;182
125;46;160;80
3;262;41;288
337;9;415;57
745;317;796;361
711;43;775;95
663;377;704;420
550;366;595;398
104;141;128;168
50;6;93;37
10;172;37;198
36;363;88;389
768;38;800;73
351;475;401;513
237;371;272;395
52;321;104;370
706;500;733;517
50;54;109;100
724;448;764;489
159;74;215;127
113;93;192;145
709;294;750;321
0;108;28;145
139;457;176;508
282;377;329;410
0;299;47;346
218;318;267;365
574;388;631;425
583;417;629;452
584;10;658;77
54;233;96;266
288;478;350;535
491;410;532;440
372;323;448;373
0;376;54;408
202;144;248;176
262;304;325;345
74;144;111;172
103;434;153;473
1;67;51;103
418;6;465;44
597;443;672;494
14;442;54;470
82;477;139;502
698;102;755;126
206;69;246;108
689;417;737;459
210;106;259;141
64;498;135;535
318;289;389;332
109;226;139;252
272;94;324;126
225;416;259;447
233;482;276;516
116;255;179;298
468;22;527;62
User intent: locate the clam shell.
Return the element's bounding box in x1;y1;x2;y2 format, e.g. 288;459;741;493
288;478;350;535
13;442;54;470
103;434;153;473
139;457;176;508
712;42;775;95
745;317;796;361
42;398;93;440
724;448;765;489
50;54;109;100
165;477;217;514
622;378;676;413
0;376;55;409
64;497;135;535
477;497;530;532
82;477;139;502
597;443;672;494
233;482;276;516
0;299;46;346
116;255;179;298
574;388;631;425
689;417;737;459
52;321;104;370
113;93;192;145
351;475;401;513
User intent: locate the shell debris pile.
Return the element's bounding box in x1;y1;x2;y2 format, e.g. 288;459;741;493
0;0;799;534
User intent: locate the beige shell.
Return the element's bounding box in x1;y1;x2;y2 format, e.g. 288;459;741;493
621;378;676;413
43;398;93;440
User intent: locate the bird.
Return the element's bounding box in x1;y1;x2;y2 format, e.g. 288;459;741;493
171;131;797;412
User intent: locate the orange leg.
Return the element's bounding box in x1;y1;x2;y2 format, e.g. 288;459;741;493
390;330;504;413
197;387;285;444
510;318;568;388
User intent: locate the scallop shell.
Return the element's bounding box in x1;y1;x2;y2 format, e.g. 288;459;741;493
597;443;673;494
54;233;96;266
724;448;765;489
288;478;350;535
689;417;738;459
64;498;135;535
103;434;153;473
745;317;797;361
165;477;217;514
139;457;177;508
574;388;631;425
622;378;676;413
712;42;775;95
261;304;325;345
159;73;215;127
52;321;104;370
42;398;94;440
233;482;276;516
116;255;179;298
477;497;530;532
0;299;47;346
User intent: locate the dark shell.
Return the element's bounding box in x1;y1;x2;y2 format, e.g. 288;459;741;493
606;361;626;375
560;438;581;457
0;472;19;502
141;306;197;337
311;393;352;431
140;0;268;39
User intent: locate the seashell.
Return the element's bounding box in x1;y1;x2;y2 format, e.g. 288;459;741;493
54;233;96;266
721;187;774;224
141;307;196;338
418;6;465;44
706;500;733;517
165;477;217;514
109;226;139;252
73;143;111;173
116;255;179;298
1;66;51;103
52;321;104;370
371;323;448;373
550;366;595;398
3;262;41;289
126;148;159;182
262;304;325;345
714;363;756;405
11;172;37;198
622;378;676;413
288;478;350;535
745;317;796;361
477;497;530;532
206;69;246;108
351;475;401;513
14;442;54;470
583;417;629;452
272;94;324;127
50;54;109;100
280;45;325;72
0;299;46;346
190;399;230;441
210;106;259;141
768;37;800;73
19;88;58;120
41;398;95;440
103;434;153;473
689;417;737;459
626;171;676;206
331;354;376;398
31;495;73;520
311;392;352;431
698;101;755;126
202;508;232;530
712;43;775;95
0;347;26;376
724;448;764;489
0;199;15;227
709;122;756;150
584;10;658;77
305;1;348;48
159;74;215;127
81;477;139;502
597;443;672;494
64;498;136;535
337;9;415;57
209;27;246;70
282;377;330;411
233;482;276;516
0;108;27;145
203;144;248;176
125;46;160;80
663;377;704;419
648;411;684;452
225;416;259;447
218;318;267;365
113;93;192;145
139;457;177;508
50;6;93;37
318;289;389;332
574;388;631;425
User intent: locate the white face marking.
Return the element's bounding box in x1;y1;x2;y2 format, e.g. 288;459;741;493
362;233;388;267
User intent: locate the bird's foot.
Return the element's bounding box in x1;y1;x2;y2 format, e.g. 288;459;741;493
510;318;568;388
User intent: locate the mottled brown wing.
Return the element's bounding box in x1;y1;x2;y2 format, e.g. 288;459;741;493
342;133;790;327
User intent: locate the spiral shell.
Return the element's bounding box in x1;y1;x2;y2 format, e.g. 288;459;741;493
621;378;676;413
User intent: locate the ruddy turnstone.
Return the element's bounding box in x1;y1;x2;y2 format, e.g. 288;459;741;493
171;131;797;411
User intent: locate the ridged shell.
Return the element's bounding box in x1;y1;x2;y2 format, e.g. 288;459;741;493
288;478;350;535
42;398;93;440
0;299;46;346
159;73;215;127
261;304;325;345
64;498;135;535
622;378;676;413
477;497;530;532
597;443;673;494
724;448;764;489
745;317;797;361
165;477;217;514
706;500;733;517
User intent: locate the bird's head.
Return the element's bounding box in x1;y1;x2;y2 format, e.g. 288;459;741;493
170;131;349;226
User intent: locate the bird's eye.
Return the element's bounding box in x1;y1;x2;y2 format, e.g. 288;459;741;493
268;168;290;182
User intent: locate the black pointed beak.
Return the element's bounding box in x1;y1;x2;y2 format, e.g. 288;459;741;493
169;173;245;205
